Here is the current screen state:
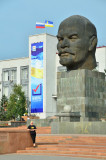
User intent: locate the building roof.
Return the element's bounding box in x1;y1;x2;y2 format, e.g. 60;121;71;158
97;46;106;48
0;57;29;62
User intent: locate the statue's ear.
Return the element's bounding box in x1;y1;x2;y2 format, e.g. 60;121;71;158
89;36;97;51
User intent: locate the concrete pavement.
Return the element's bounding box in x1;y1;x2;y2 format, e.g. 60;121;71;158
0;154;100;160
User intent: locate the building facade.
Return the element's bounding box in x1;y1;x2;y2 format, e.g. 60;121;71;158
0;33;105;119
29;33;57;118
0;57;29;99
96;46;106;72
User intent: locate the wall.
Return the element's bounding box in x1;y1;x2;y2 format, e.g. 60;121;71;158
0;121;26;127
0;128;32;154
46;34;57;117
27;119;58;127
57;69;106;121
51;121;106;134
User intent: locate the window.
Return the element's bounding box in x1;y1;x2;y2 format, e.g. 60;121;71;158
10;70;16;81
2;68;17;98
21;68;28;80
20;66;29;99
3;86;9;97
3;71;9;81
3;68;17;82
22;85;28;97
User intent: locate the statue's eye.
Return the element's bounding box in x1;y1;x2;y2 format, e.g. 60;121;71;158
69;35;78;40
57;37;63;42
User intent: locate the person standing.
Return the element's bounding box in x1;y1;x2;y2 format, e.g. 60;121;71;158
27;121;37;147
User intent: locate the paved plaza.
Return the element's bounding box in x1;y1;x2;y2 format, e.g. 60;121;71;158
0;154;100;160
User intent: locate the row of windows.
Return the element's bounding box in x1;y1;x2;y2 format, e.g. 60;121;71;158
2;66;29;98
3;70;16;81
2;67;28;82
3;85;28;98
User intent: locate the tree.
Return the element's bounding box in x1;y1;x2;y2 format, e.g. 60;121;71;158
6;84;27;120
0;95;8;121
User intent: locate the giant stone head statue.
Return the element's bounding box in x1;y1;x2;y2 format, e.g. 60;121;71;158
57;15;98;71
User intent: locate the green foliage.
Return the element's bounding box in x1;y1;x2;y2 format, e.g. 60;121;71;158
1;95;8;108
0;95;8;121
6;84;27;120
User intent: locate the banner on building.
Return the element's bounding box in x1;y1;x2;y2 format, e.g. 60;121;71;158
31;42;43;113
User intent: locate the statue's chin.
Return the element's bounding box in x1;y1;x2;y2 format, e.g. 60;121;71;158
60;58;74;67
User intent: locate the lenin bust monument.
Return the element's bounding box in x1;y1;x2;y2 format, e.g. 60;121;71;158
57;15;98;71
56;15;106;122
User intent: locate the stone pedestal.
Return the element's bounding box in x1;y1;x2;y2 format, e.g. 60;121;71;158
57;69;106;121
57;112;80;122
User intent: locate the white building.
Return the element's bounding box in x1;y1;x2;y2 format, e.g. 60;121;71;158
0;57;29;98
29;33;57;118
0;33;105;119
96;46;106;72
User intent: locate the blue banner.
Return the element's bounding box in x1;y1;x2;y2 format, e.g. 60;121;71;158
31;42;43;113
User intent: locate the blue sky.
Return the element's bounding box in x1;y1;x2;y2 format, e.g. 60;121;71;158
0;0;106;60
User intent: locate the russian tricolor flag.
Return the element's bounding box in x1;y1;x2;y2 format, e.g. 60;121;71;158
36;22;45;28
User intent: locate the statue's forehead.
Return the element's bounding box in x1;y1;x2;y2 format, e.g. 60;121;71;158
58;22;85;37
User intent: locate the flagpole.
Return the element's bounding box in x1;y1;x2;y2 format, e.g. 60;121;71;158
45;26;47;34
44;20;46;34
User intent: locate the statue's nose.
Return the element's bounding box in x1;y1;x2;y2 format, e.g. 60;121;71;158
61;38;69;48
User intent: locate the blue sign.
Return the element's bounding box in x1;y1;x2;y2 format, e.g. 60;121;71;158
31;42;43;113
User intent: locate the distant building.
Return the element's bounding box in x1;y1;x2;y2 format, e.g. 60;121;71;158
96;46;106;73
0;57;29;98
0;33;105;118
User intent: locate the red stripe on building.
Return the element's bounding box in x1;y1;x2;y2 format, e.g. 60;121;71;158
96;46;106;48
